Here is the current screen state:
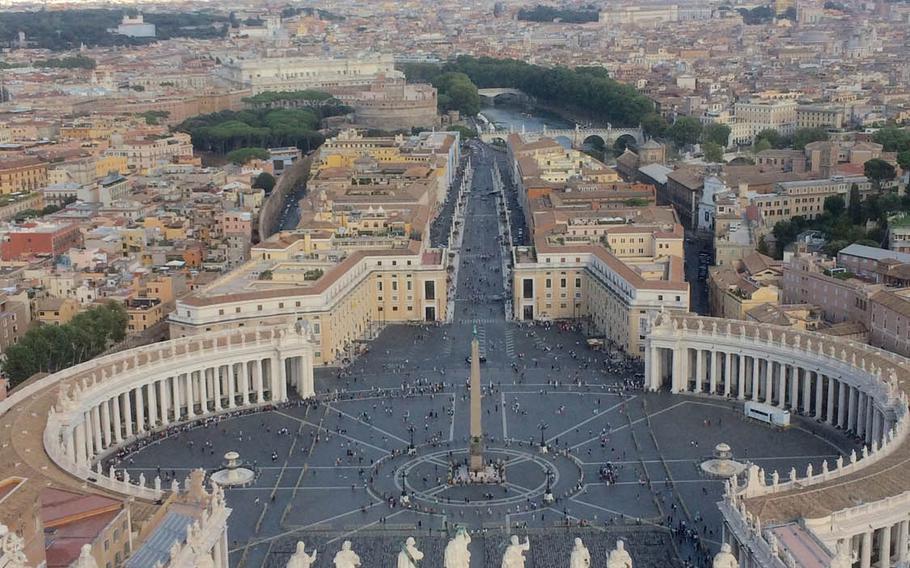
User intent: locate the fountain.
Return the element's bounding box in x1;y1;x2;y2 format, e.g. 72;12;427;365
210;451;255;486
699;443;747;478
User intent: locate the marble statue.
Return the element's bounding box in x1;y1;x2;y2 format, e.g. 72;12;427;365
333;540;361;568
712;543;737;568
501;535;530;568
398;537;424;568
0;523;29;567
829;540;852;568
287;541;317;568
445;527;471;568
569;537;591;568
73;544;99;568
607;539;633;568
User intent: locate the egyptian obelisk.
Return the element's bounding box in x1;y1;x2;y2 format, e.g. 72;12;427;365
469;325;484;473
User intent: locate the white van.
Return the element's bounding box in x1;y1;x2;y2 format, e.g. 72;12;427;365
744;401;790;427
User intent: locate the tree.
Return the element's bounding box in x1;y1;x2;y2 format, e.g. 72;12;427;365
433;72;481;116
1;302;127;386
756;235;770;256
641;113;668;139
252;172;276;193
848;183;862;225
754;129;784;149
667;116;703;148
227;147;269;165
792;127;828;150
864;158;897;188
898;151;910;172
702;142;724;163
752;138;773;154
823;194;845;217
701;123;731;148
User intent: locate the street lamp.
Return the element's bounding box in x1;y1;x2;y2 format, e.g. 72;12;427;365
408;424;416;455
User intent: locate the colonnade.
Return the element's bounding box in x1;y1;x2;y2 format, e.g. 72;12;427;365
646;313;910;568
648;345;893;445
846;520;910;568
63;354;314;468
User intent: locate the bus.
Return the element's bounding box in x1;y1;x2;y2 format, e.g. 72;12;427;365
744;401;790;427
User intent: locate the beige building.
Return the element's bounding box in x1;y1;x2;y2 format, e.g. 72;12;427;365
796;105;845;130
170;244;449;364
708;252;782;320
513;244;688;356
750;176;869;226
0;157;48;195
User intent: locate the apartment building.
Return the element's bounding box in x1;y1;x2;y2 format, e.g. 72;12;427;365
0;157;48;195
749;176;869;225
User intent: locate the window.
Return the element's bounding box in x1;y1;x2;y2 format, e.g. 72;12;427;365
424;281;435;300
392;281;398;291
545;279;552;288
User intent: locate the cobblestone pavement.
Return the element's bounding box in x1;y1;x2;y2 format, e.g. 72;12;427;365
122;142;861;567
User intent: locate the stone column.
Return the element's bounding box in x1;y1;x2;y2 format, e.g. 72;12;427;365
158;378;169;425
777;362;786;408
790;366;799;411
253;360;264;402
122;390;133;438
861;530;873;568
91;406;103;452
227;364;237;408
84;411;94;458
240;362;250;406
751;357;760;401
148;380;158;429
135;385;145;433
897;520;908;563
647;345;659;391
848;386;858;433
765;361;774;404
710;350;718;395
186;373;196;418
802;368;811;414
857;391;867;439
694;349;704;393
74;421;86;466
112;393;123;443
826;377;836;425
882;523;893;568
867;396;876;444
171;374;182;422
814;372;824;419
273;357;286;401
101;400;111;448
737;354;746;400
837;381;847;429
723;352;732;397
213;367;223;411
307;353;316;397
199;369;209;414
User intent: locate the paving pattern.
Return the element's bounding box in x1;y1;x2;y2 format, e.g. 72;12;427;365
121;142;861;567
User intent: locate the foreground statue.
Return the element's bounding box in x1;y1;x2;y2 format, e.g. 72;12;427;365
712;543;737;568
607;539;633;568
502;535;531;568
569;538;591;568
445;527;472;568
398;537;424;568
333;540;361;568
287;541;317;568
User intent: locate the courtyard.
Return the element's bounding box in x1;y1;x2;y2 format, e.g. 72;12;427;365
119;144;860;567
